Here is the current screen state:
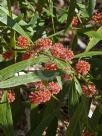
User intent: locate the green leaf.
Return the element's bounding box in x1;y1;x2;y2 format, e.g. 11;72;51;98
89;107;101;131
0;8;32;42
64;0;76;32
53;58;72;72
77;3;89;19
68;81;79;121
29;109;59;136
0;55;49;82
87;0;96;17
0;91;14;136
12;89;26;127
56;76;62;89
0;6;33;33
70;83;79;106
74;76;82;96
46;118;58;136
0;55;3;62
66;101;83;136
58;13;68;23
0;71;60;88
85;31;102;40
74;51;102;58
85;27;102;52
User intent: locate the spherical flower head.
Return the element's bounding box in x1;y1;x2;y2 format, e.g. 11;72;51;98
82;85;90;96
7;90;15;103
75;60;90;75
42;90;51;102
88;84;96;96
62;74;73;81
50;43;65;59
71;16;79;27
22;51;32;60
44;62;58;71
82;84;96;97
29;91;43;104
92;12;102;25
48;82;61;95
3;50;13;60
29;89;51;104
64;48;74;61
17;36;29;48
33;81;45;90
35;38;52;52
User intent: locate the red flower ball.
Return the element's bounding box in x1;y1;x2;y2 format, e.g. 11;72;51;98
17;36;29;48
88;84;97;95
64;48;74;61
29;91;43;105
75;60;90;75
51;43;65;59
92;12;102;25
3;50;13;60
51;43;74;62
33;81;45;90
29;89;51;104
48;82;61;95
35;38;52;52
62;74;73;81
82;84;96;97
71;16;79;27
21;51;32;60
42;90;51;102
7;90;15;103
44;62;58;71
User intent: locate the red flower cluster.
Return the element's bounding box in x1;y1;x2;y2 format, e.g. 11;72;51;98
44;62;58;71
7;90;15;103
64;49;74;61
33;81;45;90
62;74;73;81
51;43;74;62
17;36;29;48
21;51;33;60
48;82;61;95
92;12;102;25
51;43;64;58
82;84;96;97
29;89;51;104
29;81;61;104
71;16;79;27
34;38;52;52
75;60;90;75
3;50;13;60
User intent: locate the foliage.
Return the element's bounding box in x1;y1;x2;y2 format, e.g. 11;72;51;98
0;0;102;136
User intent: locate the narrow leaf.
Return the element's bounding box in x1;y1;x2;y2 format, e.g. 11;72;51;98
0;91;14;136
85;27;102;52
0;55;49;82
0;71;60;88
74;51;102;58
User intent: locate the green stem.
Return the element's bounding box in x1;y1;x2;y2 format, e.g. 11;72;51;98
49;0;55;33
7;0;12;17
48;30;64;38
11;31;16;62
